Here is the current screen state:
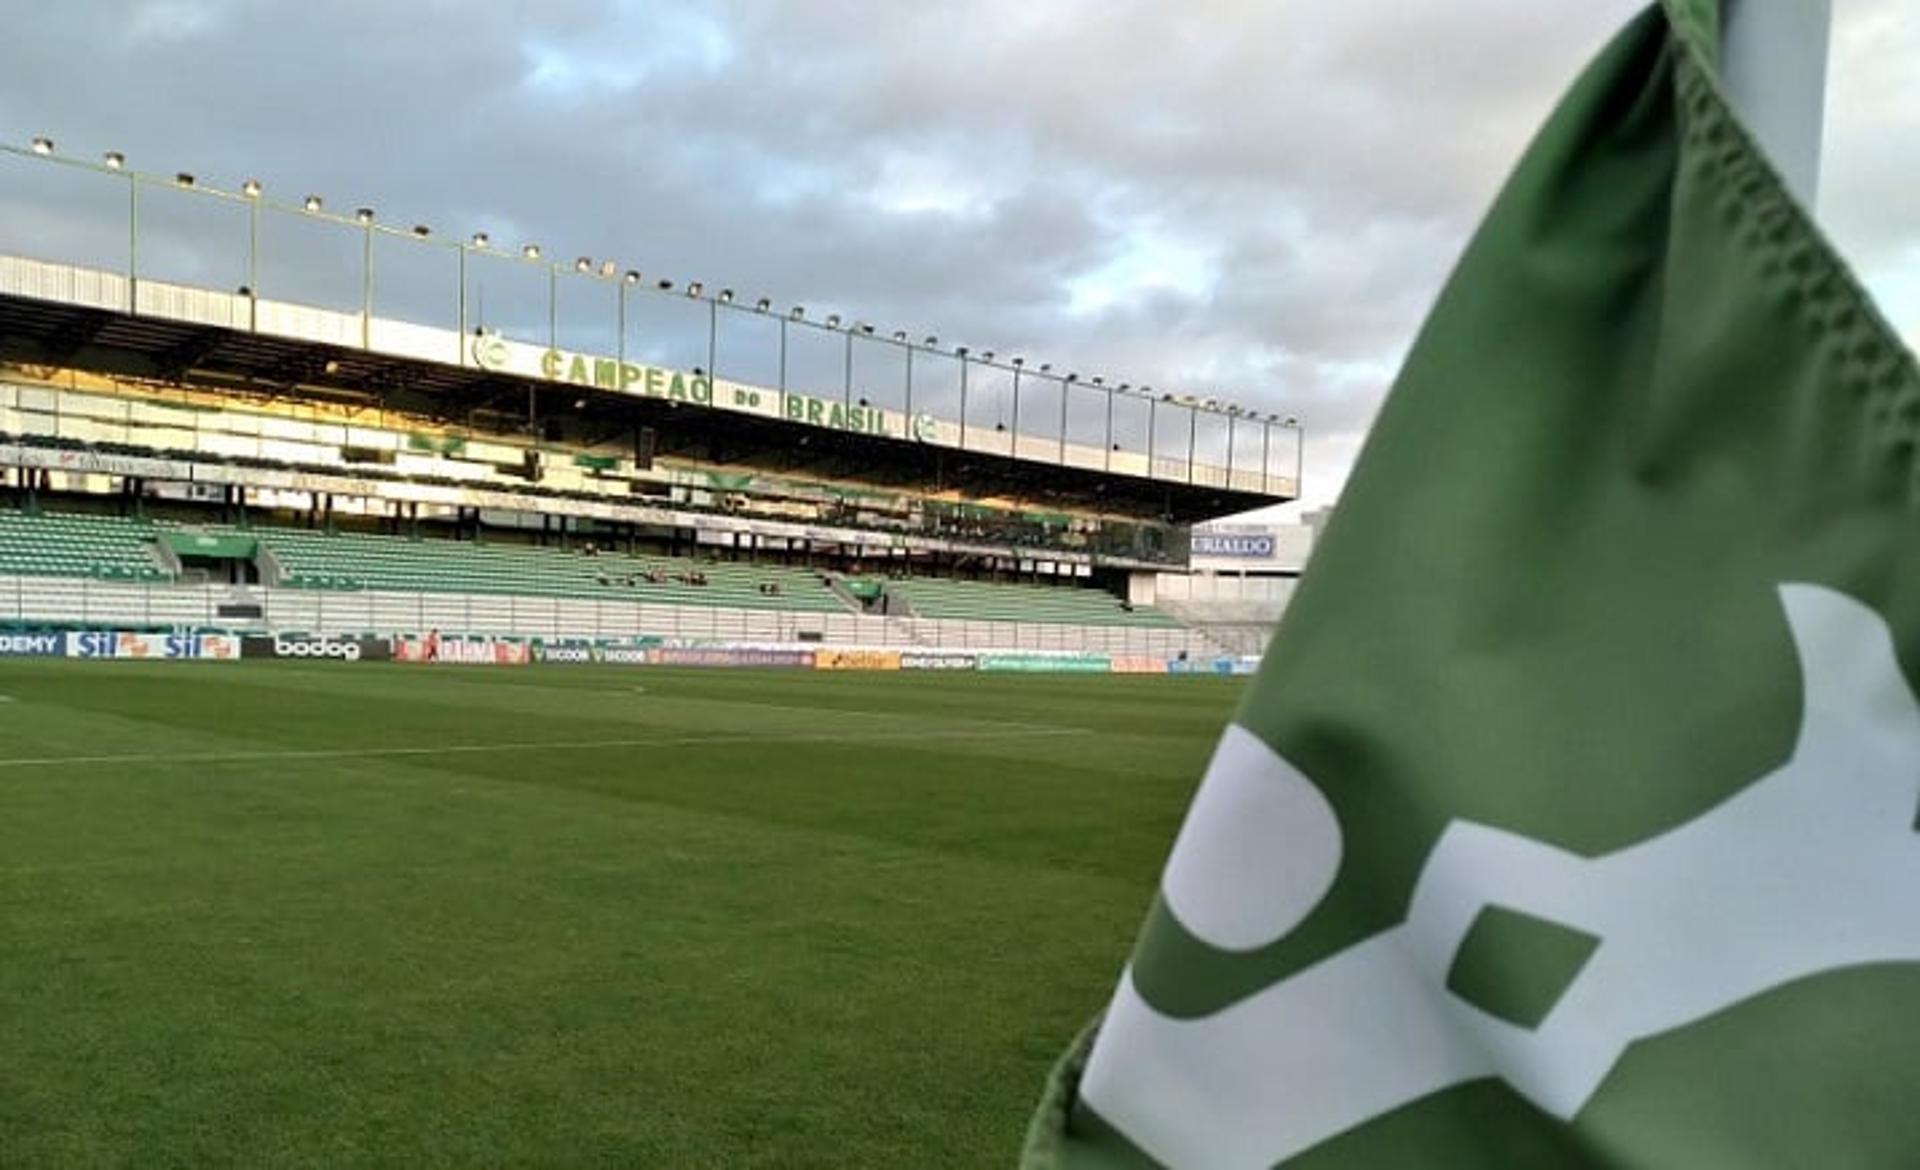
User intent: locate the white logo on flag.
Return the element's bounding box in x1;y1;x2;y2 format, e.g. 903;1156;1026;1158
1083;583;1920;1169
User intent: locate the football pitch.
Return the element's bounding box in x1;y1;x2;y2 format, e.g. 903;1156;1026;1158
0;660;1245;1167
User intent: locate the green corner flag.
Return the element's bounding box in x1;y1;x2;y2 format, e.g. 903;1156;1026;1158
1025;1;1920;1166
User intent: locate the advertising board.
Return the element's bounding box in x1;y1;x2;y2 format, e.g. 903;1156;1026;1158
241;635;392;662
976;653;1111;674
392;636;531;665
0;632;64;656
645;647;815;668
62;631;240;660
898;652;979;671
814;649;903;672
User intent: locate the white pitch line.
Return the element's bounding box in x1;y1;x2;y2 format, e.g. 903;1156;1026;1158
0;725;1088;771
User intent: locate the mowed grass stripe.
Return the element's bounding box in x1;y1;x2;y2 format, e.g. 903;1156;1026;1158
0;661;1244;1167
0;724;1091;770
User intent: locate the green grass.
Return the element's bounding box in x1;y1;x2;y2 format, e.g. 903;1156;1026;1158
0;661;1243;1167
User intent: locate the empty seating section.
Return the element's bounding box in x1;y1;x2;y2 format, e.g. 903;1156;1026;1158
0;511;168;581
0;510;1186;629
893;578;1178;627
259;527;850;613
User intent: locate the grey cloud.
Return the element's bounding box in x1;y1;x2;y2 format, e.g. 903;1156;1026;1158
0;0;1910;514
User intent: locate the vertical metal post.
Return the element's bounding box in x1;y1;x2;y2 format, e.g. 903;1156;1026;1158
707;298;718;376
1721;0;1831;207
616;280;626;367
457;246;468;354
959;355;969;449
1293;422;1304;496
1147;397;1157;469
361;224;374;350
1104;387;1114;473
843;329;853;405
1058;380;1069;464
547;265;558;351
1186;407;1198;484
1262;419;1273;493
247;198;259;332
904;344;913;417
778;318;788;392
126;176;139;314
1225;414;1235;481
1011;367;1022;447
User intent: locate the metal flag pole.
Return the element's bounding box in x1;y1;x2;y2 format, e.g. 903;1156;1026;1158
1719;0;1831;208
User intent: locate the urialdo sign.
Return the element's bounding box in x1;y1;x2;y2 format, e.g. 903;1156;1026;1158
1192;532;1277;558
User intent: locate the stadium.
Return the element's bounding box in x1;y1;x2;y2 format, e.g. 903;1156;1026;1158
0;138;1301;667
0;137;1300;1165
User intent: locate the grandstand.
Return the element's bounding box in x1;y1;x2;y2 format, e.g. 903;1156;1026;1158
892;576;1178;628
0;509;166;581
0;142;1296;653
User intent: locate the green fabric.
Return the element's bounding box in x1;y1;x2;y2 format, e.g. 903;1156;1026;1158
1026;1;1920;1166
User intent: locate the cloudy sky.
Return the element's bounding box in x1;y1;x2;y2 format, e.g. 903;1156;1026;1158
0;0;1914;518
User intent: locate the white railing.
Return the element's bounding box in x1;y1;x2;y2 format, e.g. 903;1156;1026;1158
0;575;1227;657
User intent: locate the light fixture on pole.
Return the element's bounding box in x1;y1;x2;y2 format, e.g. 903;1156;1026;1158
103;151;125;170
599;260;616;278
574;256;593;274
303;195;324;213
522;243;541;259
624;270;642;285
825;313;842;329
470;231;489;248
924;335;938;346
411;224;431;238
790;305;805;319
656;278;673;291
175;172;196;188
354;206;375;224
29;137;53;155
717;288;733;303
754;297;771;312
241;178;263;198
892;330;907;343
686;281;704;297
